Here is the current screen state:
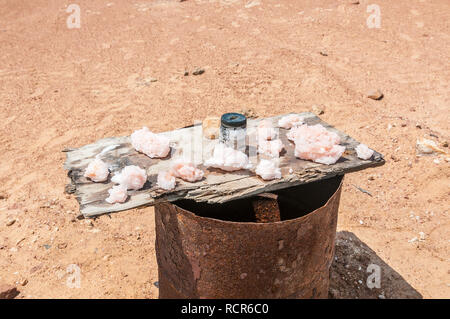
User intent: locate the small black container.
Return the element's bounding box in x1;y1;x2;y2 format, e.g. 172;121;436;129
219;113;247;151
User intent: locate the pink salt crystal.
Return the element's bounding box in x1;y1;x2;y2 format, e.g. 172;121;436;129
131;127;170;158
84;158;109;182
255;159;282;180
111;165;147;190
157;171;176;190
295;144;346;165
105;185;128;204
287;124;341;145
204;143;252;172
355;144;374;160
171;160;204;182
278;114;304;129
257;120;277;141
289;124;345;165
258;139;284;158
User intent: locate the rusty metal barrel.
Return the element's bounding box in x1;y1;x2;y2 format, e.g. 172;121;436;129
155;175;343;299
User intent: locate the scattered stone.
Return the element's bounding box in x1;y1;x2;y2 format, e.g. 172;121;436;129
390;155;400;162
240;107;257;118
20;279;28;286
192;68;205;76
245;0;260;9
367;89;383;100
57;243;67;249
408;237;418;243
378;294;386;299
6;219;16;226
183;71;189;76
103;255;111;261
202;116;220;139
433;159;440;164
319;50;328;56
43;244;51;250
442;141;448;148
415;123;422;129
419;232;426;241
401;122;407;127
153;281;159;288
0;193;7;200
0;284;19;299
368;174;375;181
416;139;447;155
311;104;325;115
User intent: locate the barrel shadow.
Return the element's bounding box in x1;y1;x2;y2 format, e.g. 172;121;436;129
329;231;422;299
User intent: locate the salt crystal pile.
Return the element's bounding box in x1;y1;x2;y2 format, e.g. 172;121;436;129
255;159;282;180
278;114;304;129
288;124;345;165
257;120;277;141
111;165;147;190
205;143;252;172
171;160;204;182
105;185;128;204
84;158;109;182
157;171;176;190
258;139;284;158
355;143;374;160
131;127;170;158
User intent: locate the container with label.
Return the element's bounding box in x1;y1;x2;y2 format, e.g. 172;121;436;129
219;113;247;152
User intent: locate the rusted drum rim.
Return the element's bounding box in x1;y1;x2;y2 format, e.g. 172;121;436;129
171;177;344;226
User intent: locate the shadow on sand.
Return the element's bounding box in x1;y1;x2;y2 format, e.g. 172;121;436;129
329;231;422;299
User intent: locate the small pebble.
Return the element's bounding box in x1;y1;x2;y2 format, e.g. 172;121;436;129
192;68;205;75
311;104;325;115
6;219;16;226
367;89;383;100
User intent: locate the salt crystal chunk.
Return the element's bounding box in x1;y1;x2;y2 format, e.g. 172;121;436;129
288;124;345;165
278;114;304;129
258;139;284;157
355;144;374;160
111;165;147;190
255;159;282;180
157;171;176;190
171;160;204;182
84;158;109;182
131;127;170;158
257;120;277;140
105;185;128;204
204;143;252;172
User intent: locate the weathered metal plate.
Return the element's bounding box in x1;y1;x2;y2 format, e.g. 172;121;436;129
63;112;384;217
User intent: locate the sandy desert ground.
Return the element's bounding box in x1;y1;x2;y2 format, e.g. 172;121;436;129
0;0;449;298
